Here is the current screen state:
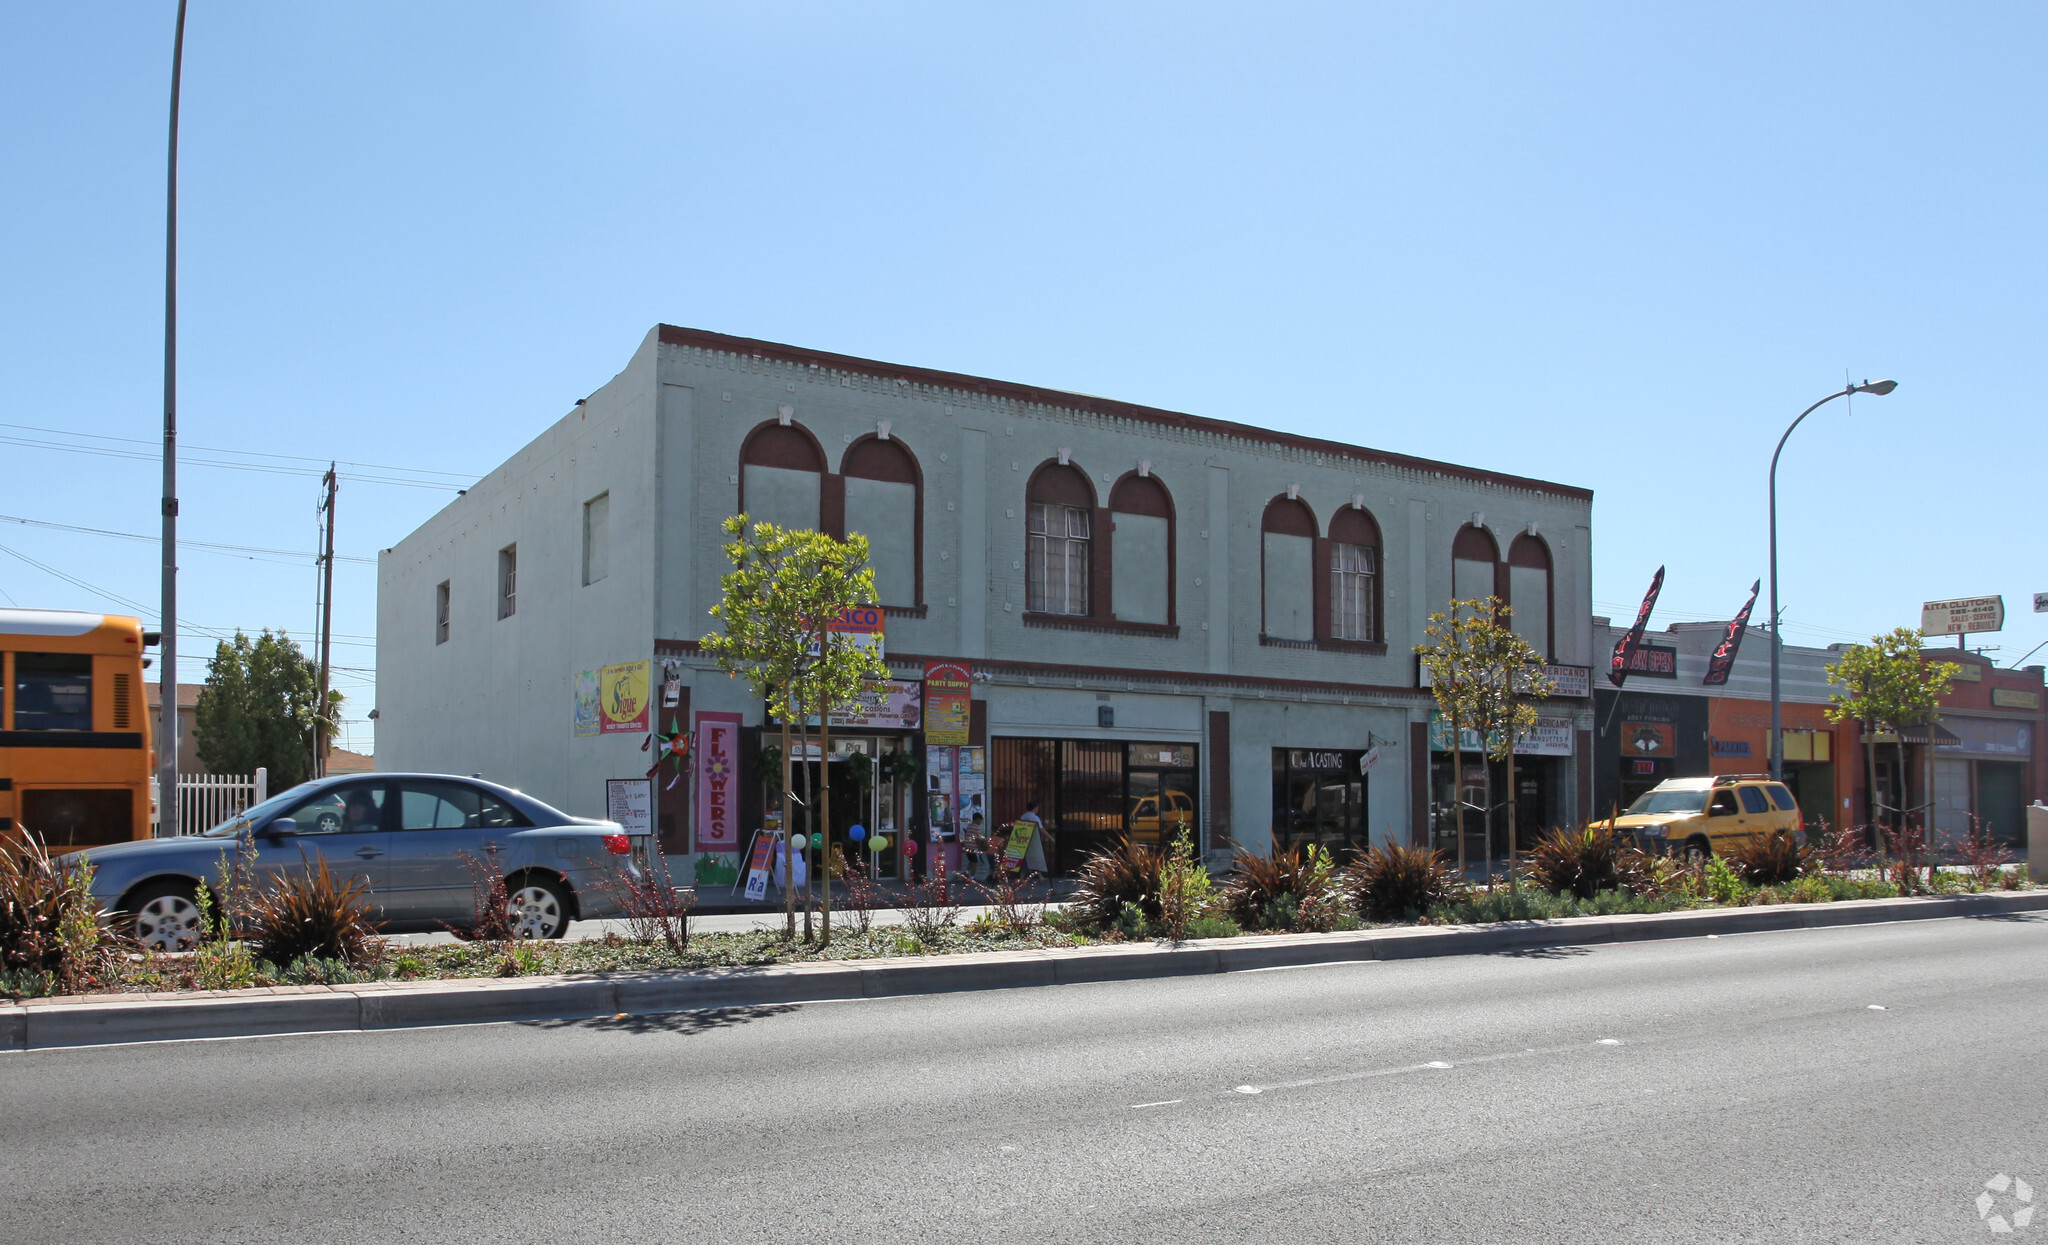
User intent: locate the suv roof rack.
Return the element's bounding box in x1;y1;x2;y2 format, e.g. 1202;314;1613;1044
1712;774;1772;786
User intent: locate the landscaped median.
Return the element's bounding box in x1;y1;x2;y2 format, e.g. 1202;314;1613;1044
5;889;2043;1052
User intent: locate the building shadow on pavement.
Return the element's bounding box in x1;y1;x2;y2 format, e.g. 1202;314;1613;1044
1964;911;2045;924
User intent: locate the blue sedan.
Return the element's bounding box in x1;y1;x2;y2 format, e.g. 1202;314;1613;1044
66;773;649;951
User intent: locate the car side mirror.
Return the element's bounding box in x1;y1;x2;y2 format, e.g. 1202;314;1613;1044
262;817;298;839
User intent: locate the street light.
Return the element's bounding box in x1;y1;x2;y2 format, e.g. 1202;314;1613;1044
1768;379;1899;783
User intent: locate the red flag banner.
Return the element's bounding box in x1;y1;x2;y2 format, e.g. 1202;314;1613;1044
1608;566;1666;688
1702;580;1761;687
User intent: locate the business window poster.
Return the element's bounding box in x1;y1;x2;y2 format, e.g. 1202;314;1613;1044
924;661;972;746
957;746;987;833
694;711;744;852
572;669;602;737
599;660;652;734
926;745;956;837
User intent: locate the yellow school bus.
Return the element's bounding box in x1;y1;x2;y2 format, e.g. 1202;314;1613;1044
0;609;155;851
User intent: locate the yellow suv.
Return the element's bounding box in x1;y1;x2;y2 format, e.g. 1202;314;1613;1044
1609;775;1801;858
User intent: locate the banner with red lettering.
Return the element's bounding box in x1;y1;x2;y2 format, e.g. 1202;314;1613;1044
693;711;744;852
1702;580;1760;687
1607;566;1666;688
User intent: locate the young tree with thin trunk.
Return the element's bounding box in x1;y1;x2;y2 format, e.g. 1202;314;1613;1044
1825;627;1958;871
701;517;889;944
1420;598;1552;890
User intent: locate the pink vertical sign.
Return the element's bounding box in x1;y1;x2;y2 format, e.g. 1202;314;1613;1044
693;712;744;852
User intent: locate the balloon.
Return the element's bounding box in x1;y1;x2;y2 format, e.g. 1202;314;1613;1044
849;824;867;841
900;838;916;856
810;832;823;849
867;835;889;852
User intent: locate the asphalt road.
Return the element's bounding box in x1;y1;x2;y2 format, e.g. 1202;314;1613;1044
6;915;2044;1244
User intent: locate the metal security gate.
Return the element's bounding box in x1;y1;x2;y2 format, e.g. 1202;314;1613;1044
989;739;1198;874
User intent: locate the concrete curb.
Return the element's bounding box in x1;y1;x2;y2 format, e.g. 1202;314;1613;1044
5;890;2043;1051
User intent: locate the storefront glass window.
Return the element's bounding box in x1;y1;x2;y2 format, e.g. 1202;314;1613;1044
1270;749;1369;858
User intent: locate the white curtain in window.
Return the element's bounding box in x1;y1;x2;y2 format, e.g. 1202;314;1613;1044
1331;542;1375;640
1027;503;1090;615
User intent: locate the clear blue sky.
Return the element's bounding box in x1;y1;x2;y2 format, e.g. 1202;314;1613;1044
4;3;2044;751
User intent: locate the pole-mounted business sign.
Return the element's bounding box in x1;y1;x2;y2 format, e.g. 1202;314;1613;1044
1921;596;2004;637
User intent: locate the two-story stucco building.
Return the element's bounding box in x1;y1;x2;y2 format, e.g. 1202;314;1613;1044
375;326;1597;876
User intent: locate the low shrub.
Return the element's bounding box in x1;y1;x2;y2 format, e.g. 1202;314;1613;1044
1521;826;1624;899
1952;825;2014;891
1343;844;1463;923
971;857;1045;935
1156;831;1219;942
897;859;961;943
1222;844;1336;930
1725;828;1809;887
245;853;381;969
1790;871;1833;904
594;848;694;953
1428;886;1695;924
833;849;886;936
1185;914;1241;939
449;850;518;942
1699;855;1749;906
1070;838;1164;930
0;833;120;998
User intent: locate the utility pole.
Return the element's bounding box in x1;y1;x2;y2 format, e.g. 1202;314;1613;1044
315;464;337;776
157;0;189;838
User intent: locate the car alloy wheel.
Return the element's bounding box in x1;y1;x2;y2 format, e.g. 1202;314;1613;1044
134;891;204;952
505;883;565;940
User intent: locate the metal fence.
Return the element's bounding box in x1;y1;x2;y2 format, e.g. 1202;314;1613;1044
151;769;268;837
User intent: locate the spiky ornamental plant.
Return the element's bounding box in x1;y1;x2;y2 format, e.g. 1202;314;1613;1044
699;516;890;945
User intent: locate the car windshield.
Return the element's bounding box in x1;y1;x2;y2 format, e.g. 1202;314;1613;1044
1627;789;1708;815
199;783;321;837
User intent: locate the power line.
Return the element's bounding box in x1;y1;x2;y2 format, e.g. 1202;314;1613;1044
0;430;472;492
0;421;479;482
0;513;377;565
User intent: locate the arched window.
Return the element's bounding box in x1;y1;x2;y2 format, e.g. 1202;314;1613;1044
1261;495;1318;641
1108;473;1174;625
1507;533;1552;658
1328;505;1382;642
1026;462;1095;616
1451;524;1499;609
842;436;921;607
739;422;825;533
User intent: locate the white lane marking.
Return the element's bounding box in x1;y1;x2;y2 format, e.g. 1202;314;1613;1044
1868;1004;1888;1010
1130;1099;1183;1109
1233;1038;1632;1095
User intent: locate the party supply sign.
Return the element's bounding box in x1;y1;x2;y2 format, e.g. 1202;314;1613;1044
694;711;744;852
924;661;972;746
